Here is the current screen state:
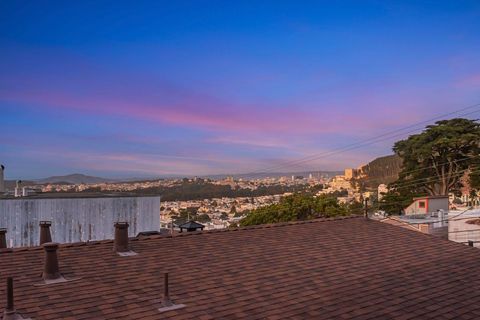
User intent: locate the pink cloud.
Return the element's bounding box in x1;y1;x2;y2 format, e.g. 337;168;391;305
455;73;480;88
0;48;422;138
18;147;256;176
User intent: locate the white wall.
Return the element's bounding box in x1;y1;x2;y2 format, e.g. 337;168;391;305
0;196;160;247
428;198;449;213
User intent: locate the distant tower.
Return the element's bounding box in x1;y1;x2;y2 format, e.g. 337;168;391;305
309;173;313;180
291;175;295;182
0;165;5;193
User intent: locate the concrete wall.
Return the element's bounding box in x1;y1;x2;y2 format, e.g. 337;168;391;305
404;200;428;215
0;196;160;247
404;197;449;215
428;198;449;213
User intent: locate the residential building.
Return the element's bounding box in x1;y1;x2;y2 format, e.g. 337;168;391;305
404;196;449;215
378;183;388;200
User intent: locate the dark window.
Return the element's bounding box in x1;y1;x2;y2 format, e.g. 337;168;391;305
419;201;426;208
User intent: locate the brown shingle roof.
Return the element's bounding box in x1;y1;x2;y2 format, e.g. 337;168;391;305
1;216;480;319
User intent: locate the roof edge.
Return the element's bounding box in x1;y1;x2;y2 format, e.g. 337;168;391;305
0;215;362;254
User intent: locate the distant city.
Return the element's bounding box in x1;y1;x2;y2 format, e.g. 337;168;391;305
0;154;414;234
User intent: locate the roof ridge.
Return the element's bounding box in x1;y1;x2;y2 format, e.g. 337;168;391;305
0;215;362;253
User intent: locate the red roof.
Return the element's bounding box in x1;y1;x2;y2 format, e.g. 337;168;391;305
412;195;449;200
1;216;480;319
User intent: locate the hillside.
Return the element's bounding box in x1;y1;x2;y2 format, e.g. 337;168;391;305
354;154;403;190
36;174;114;184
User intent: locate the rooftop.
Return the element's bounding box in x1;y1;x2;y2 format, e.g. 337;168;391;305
0;193;161;200
412;195;449;200
1;216;480;319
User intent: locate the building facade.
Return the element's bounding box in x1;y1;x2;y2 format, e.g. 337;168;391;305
404;196;449;215
0;194;160;247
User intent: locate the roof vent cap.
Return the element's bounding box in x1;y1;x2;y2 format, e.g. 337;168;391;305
114;222;137;256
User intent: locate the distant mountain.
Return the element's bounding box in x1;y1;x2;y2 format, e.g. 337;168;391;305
36;174;115;185
354;155;403;189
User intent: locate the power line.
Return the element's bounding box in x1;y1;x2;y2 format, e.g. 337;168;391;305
377;208;473;225
241;103;480;179
355;153;480;186
382;166;478;190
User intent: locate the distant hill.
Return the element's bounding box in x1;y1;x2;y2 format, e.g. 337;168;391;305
354;155;403;190
36;174;115;185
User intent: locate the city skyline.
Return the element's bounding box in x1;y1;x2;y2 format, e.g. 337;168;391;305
1;1;480;179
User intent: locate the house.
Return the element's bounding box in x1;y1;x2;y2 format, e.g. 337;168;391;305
2;216;480;319
404;195;449;215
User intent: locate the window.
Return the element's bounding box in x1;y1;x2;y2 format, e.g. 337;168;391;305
419;201;426;208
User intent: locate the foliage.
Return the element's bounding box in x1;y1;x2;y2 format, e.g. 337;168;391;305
196;214;211;223
469;170;480;193
220;212;229;220
347;201;364;215
234;210;247;217
172;207;199;225
393;118;480;196
240;193;349;226
308;184;324;193
83;180;309;201
377;189;417;215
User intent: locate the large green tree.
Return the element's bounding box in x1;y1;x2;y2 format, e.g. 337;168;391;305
240;193;348;226
393;118;480;196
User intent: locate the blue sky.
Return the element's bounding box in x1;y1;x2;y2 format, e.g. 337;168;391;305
1;1;480;179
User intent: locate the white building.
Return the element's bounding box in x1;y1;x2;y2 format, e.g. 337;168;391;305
404;196;449;215
0;194;160;247
378;184;388;200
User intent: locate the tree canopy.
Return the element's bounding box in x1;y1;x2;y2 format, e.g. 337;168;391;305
392;118;480;196
240;193;350;226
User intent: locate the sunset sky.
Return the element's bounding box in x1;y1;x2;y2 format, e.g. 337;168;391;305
1;1;480;179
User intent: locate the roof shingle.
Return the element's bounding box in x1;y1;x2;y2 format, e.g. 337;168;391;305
1;216;480;319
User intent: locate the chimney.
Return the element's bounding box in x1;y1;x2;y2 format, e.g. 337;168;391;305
0;228;7;249
114;222;130;253
0;164;5;194
39;221;52;245
42;242;61;281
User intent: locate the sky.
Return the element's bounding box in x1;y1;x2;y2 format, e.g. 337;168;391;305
1;0;480;179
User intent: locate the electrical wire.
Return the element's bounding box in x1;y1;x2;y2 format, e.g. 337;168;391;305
241;103;480;179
